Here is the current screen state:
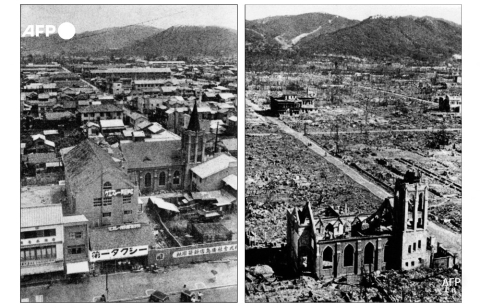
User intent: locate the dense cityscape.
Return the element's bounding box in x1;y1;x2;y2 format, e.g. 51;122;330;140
20;5;238;303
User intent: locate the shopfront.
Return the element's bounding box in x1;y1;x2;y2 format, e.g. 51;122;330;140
89;245;149;274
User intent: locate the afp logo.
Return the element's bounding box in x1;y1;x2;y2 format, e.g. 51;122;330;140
21;22;76;40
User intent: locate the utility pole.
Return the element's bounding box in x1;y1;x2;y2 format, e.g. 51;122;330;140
214;122;219;153
105;265;109;302
364;95;369;145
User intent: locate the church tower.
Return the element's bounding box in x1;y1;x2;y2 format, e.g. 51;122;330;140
182;101;207;190
392;170;433;270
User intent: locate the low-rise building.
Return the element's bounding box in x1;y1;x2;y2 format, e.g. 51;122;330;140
21;186;89;279
190;154;237;191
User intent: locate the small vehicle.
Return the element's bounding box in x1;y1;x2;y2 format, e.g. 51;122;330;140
148;290;169;302
132;264;144;273
180;289;202;302
67;273;89;284
147;264;159;273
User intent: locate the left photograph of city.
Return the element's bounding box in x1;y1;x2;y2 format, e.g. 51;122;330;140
20;4;238;303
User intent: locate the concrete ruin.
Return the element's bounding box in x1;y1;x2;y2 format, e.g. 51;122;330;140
286;171;453;279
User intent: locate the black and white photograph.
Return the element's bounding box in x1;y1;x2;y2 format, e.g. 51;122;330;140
245;4;462;302
20;4;238;302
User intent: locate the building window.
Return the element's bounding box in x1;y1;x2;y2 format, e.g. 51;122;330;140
68;245;85;255
21;245;56;261
123;195;131;204
323;246;333;269
145;173;152;187
103;197;112;206
159;172;166;186
418;193;424;210
418;240;421;249
69;232;83;239
102;212;111;217
364;243;374;265
344;245;354;267
413;243;416;251
411;261;415;266
124;210;133;215
103;182;112;190
173;171;180;185
408;245;411;253
21;229;56;239
94;198;102;207
419;258;423;264
405;262;408;267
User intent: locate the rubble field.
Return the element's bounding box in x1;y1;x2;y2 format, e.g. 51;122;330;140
246;265;462;303
246;133;382;245
309;131;462;232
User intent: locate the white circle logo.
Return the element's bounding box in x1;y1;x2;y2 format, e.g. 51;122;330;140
58;22;75;40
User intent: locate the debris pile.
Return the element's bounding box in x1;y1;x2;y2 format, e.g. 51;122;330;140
246;133;381;245
246;266;462;303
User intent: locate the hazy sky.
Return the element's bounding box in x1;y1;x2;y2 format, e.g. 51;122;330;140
246;5;461;25
21;5;237;33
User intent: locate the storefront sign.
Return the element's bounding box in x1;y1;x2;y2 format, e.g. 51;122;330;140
21;259;56;267
172;244;237;258
89;245;148;262
104;189;134;197
108;224;141;232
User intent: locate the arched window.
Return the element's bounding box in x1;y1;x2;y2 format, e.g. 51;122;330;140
418;193;424;211
364;242;375;265
325;223;334;239
144;173;152;187
323;246;333;269
103;182;112;190
408;193;415;211
344;245;354;267
173;171;180;185
384;241;391;261
159;172;166;186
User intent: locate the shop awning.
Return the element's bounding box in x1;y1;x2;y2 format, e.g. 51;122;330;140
21;261;64;276
66;261;89;274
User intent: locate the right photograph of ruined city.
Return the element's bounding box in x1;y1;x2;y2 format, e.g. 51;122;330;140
245;4;462;303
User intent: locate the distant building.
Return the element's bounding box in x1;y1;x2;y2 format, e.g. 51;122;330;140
270;94;302;115
90;68;172;80
78;104;123;123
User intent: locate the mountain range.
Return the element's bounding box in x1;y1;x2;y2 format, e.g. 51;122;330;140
21;25;237;58
246;13;461;61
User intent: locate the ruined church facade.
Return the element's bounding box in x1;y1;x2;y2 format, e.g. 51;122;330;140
286;172;437;279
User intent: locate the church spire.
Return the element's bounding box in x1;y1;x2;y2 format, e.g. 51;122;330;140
187;101;201;131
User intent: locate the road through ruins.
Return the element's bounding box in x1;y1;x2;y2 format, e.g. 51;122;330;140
254;105;461;260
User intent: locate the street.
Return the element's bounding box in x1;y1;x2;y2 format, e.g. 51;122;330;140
126;285;238;302
20;260;237;302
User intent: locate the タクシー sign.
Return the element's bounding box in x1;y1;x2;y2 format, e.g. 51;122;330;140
89;245;148;262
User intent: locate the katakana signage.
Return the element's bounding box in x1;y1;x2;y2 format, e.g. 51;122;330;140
172;244;237;258
89;245;148;262
104;189;134;197
108;223;141;232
